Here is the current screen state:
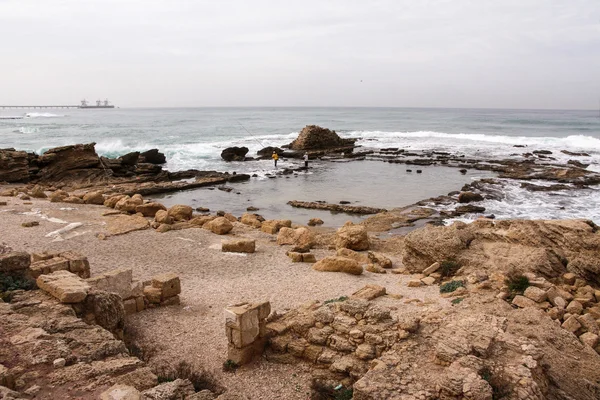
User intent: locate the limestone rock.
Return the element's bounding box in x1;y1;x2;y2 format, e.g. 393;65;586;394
141;378;195;400
566;300;583;315
423;262;441;275
277;227;313;248
335;222;369;251
367;251;392;269
365;264;386;274
83;290;126;334
0;252;30;272
458;191;484;203
30;185;47;198
135;202;167;217
115;195;143;213
580;332;599;348
308;218;324;226
288;125;356;150
336;248;368;264
152;272;181;299
49;189;70;202
261;219;292;234
100;384;141;400
562;315;582;333
203;217;233;235
240;213;263;228
36;270;90;303
154;210;173;224
312;256;363;275
168;205;193;221
352;284;386;300
512;295;537;308
222;239;256;253
524;286;548;303
106;214;150;235
0;149;30;183
221;146;249;161
83;191;105;205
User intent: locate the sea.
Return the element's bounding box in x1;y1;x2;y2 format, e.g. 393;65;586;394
1;107;600;226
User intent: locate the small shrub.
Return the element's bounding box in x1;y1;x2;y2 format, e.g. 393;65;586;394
324;296;348;305
451;297;464;305
123;324;155;362
0;273;36;302
505;273;529;295
439;280;465;294
440;259;461;277
222;359;239;372
154;360;223;393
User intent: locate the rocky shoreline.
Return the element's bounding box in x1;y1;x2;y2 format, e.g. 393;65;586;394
2;126;600;399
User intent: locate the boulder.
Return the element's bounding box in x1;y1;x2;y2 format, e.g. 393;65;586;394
0;252;31;272
63;196;84;204
458;191;484;203
155;210;173;224
277;227;313;248
83;290;126;334
141;379;195;400
189;215;215;226
152;273;181;299
139;149;166;164
307;218;324;226
135;202;167;217
352;284;386;300
240;213;263;228
118;152;140;166
49;190;69;203
83;191;105;205
335;222;369;251
221;146;249;161
312;256;363;275
288;125;356;150
261;219;292;234
36;143;101;182
257;146;284;158
222;239;256;253
203;217;233;235
30;185;47;198
336;248;368;264
0;149;30;182
115;196;143;213
168;205;193;221
104;194;127;208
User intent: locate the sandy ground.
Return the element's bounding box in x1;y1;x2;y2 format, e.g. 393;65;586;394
0;196;448;399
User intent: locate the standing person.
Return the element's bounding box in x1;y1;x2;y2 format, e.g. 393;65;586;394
303;152;309;169
272;151;279;168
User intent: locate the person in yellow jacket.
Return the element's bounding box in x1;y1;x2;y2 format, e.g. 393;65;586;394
272;151;279;167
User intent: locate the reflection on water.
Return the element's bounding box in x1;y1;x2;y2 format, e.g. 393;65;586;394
154;161;493;227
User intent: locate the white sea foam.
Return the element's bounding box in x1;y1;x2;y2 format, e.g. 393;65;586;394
25;112;64;118
15;127;39;134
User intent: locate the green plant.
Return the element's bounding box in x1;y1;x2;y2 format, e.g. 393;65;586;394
0;273;36;302
335;388;353;400
440;280;465;294
505;273;529;295
222;359;239;372
324;296;348;305
310;379;353;400
451;297;464;305
440;259;461;277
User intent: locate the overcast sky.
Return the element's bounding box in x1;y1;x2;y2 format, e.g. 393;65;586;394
1;0;599;109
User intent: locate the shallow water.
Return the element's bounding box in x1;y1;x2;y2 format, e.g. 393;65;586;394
154;160;491;226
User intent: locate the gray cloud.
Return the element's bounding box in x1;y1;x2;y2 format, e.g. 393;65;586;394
1;0;599;109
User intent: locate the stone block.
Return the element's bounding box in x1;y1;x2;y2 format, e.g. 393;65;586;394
130;281;144;298
0;252;30;272
566;300;583;315
124;299;137;315
225;305;259;332
227;340;265;365
100;384;141;400
29;257;70;278
222;239;256;253
287;251;303;262
355;343;376;360
421;276;436;286
423;262;440;276
524;286;547;303
512;295;537;308
563;273;577;285
547;286;574;303
407;279;422;287
352;284;386;301
143;286;162;304
152;272;181;299
31;251;59;262
580;332;599;348
36;270;90;303
578;313;600;335
562;315;582;333
86;268;133;300
60;251;90;276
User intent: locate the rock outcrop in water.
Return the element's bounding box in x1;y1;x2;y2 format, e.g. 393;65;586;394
288;125;356;151
221;146;250;162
